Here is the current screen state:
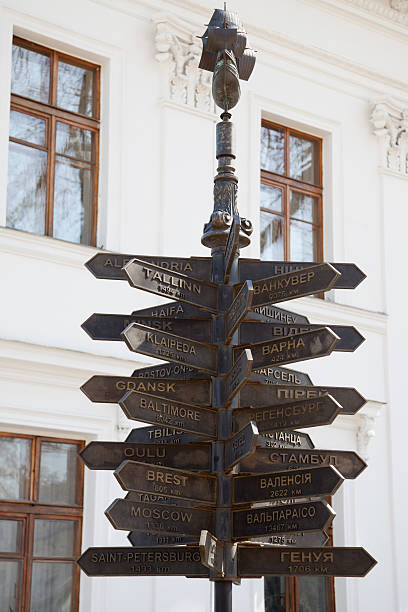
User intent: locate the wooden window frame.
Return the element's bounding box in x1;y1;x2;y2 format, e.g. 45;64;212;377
9;36;100;246
261;119;323;263
0;432;84;612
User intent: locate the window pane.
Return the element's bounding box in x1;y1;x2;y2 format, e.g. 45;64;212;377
38;442;79;505
290;219;319;261
0;436;31;501
261;125;285;174
34;520;76;558
261;184;282;212
11;43;50;103
289;134;320;184
0;560;21;611
7;141;47;235
260;211;284;261
264;576;286;612
298;576;329;611
0;519;23;553
30;562;73;612
53;158;92;244
10;110;46;146
57;60;94;117
290;191;319;223
56;122;92;161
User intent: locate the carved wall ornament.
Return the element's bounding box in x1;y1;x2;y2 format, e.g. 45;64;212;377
356;403;382;461
390;0;408;11
370;99;408;175
153;14;216;114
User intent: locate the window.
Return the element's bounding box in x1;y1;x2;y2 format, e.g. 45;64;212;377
7;37;100;246
260;120;323;263
0;433;84;612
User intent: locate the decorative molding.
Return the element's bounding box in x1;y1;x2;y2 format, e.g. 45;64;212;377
371;99;408;176
153;12;216;115
308;0;408;25
391;0;408;12
356;402;383;461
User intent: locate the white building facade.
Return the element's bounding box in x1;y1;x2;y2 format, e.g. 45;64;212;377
0;0;406;610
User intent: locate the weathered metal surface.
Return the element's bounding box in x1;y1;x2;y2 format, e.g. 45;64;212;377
249;366;313;387
225;422;258;470
115;460;217;505
237;546;377;578
240;383;366;415
126;426;207;445
82;313;212;344
81;376;211;406
132;362;211;380
122;323;218;375
232;465;344;505
124;259;218;313
249;530;329;547
128;532;198;547
235;327;339;370
246;306;309;325
200;530;224;576
233;395;341;435
225;281;253;343
232;500;335;540
125;491;198;508
120;392;217;438
85;253;212;281
257;431;314;450
238;448;367;479
239;260;366;290
239;322;365;352
224;216;241;283
131;301;210;319
78;546;209;577
105;498;214;537
241;263;339;307
79;441;212;472
224;349;253;406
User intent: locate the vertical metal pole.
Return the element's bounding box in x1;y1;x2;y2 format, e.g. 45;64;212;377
215;580;232;612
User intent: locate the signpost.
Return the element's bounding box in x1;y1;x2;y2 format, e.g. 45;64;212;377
77;7;376;611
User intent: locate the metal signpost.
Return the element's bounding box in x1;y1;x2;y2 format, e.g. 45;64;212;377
77;7;376;611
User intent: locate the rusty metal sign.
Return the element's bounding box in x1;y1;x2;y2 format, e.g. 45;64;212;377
132;362;210;380
126;426;206;445
125;491;198;507
128;532;198;547
81;376;211;406
122;323;218;375
239;260;366;290
224;349;253;406
257;431;314;450
79;441;212;472
232;465;344;505
225;422;258;470
225;281;253;343
120;391;217;438
200;530;224;576
240;383;366;415
232;500;335;541
124;259;218;313
249;531;329;547
233;395;341;434
247;306;309;324
224;216;241;283
131;301;210;319
236;327;339;371
115;460;217;505
238;448;367;479
249;366;313;387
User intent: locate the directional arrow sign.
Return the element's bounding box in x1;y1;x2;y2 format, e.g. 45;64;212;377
120;391;217;438
82;313;212;344
124;259;218;313
241;263;340;308
232;465;344;505
131;301;211;319
115;460;217;505
238;448;367;479
239;322;365;352
257;431;315;450
126;425;207;445
250;531;329;547
239;260;366;290
224;349;253;406
240;383;366;415
235;327;339;371
250;366;313;387
85;253;211;281
233;395;341;435
128;532;197;547
237;546;377;578
77;546;209;577
225;281;253;343
79;441;212;471
125;491;198;508
105;498;214;537
225;422;258;470
132;362;210;380
224;216;241;283
200;530;224;576
232;500;335;541
247;305;309;324
81;376;211;406
122;323;218;375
